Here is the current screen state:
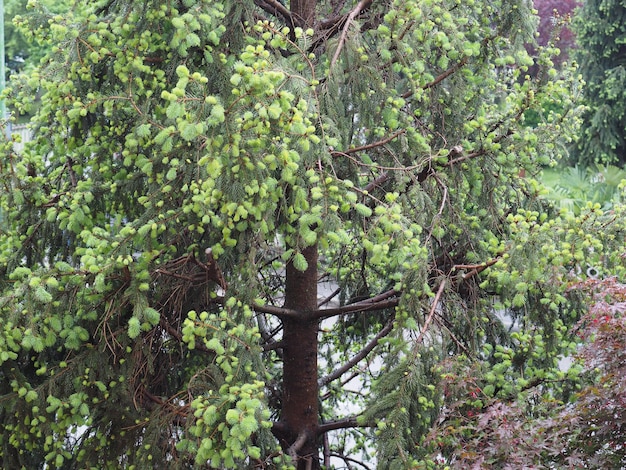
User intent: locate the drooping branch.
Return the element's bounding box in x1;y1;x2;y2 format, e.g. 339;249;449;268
401;56;469;99
363;171;390;193
319;314;395;387
423;56;469;90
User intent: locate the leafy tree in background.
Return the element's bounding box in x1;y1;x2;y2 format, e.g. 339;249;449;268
573;0;626;166
5;0;68;74
0;0;610;468
533;0;578;69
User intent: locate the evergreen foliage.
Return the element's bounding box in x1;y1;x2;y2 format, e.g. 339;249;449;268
573;0;626;166
0;0;617;468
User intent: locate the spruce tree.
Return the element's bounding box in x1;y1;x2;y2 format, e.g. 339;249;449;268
573;0;626;165
0;0;591;468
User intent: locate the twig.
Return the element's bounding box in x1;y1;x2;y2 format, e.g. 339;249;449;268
312;289;400;320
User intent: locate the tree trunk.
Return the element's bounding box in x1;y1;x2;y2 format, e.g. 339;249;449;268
291;0;316;28
280;2;319;466
281;244;320;469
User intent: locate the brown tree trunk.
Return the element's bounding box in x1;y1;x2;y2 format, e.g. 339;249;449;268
291;0;316;28
280;2;319;466
280;244;320;469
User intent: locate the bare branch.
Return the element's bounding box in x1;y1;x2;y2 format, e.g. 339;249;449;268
415;279;446;345
453;257;501;280
312;289;400;320
319;314;395;387
330;0;374;68
318;286;341;308
318;415;369;434
253;303;300;318
253;0;294;29
331;129;405;156
363;171;390;193
446;150;486;167
288;430;310;461
329;453;373;470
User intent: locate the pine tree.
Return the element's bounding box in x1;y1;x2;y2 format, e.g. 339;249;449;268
573;0;626;166
0;0;593;468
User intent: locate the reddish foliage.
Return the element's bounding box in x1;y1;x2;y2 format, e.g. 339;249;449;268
426;277;626;468
532;0;579;67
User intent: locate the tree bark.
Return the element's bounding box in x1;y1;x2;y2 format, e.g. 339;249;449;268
291;0;316;28
280;243;320;469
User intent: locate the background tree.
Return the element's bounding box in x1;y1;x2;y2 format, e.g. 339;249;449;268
572;0;626;166
0;0;595;468
5;0;68;74
533;0;578;69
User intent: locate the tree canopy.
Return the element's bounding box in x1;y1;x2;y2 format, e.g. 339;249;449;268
0;0;618;468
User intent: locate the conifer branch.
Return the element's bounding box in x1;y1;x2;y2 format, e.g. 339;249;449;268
423;56;469;90
319;314;395;387
328;453;373;470
453;257;501;280
363;171;390;193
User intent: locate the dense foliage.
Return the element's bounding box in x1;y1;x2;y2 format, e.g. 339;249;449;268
0;0;619;468
573;0;626;165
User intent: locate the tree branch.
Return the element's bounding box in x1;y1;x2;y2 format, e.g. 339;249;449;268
453;257;501;280
288;430;310;461
318;415;369;434
330;0;374;68
253;0;294;29
415;278;446;345
423;56;469;90
311;289;400;320
253;303;300;318
329;453;373;470
363;171;390;193
402;56;469;99
319;314;395;387
331;129;405;156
